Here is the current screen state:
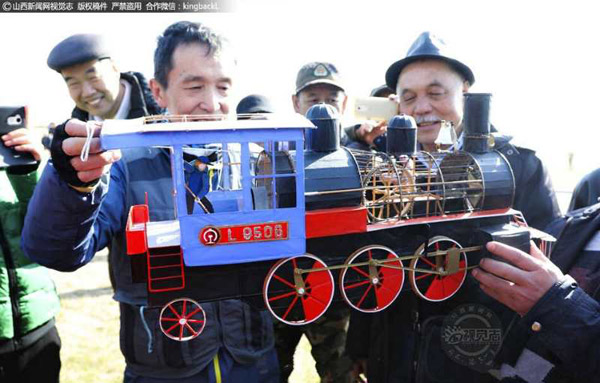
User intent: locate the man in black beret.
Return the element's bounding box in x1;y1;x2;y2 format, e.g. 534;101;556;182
48;33;162;122
370;84;394;98
346;31;562;383
236;94;274;114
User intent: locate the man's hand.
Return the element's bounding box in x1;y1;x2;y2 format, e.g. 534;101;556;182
472;241;565;316
51;119;121;187
355;120;387;147
1;127;43;161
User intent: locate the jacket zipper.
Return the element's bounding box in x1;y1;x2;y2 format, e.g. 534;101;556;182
0;218;22;349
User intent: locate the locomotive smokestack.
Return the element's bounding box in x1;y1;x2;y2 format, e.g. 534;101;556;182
462;93;492;153
386;115;417;156
305;103;341;152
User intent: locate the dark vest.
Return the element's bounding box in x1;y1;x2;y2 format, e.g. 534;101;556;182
109;147;274;378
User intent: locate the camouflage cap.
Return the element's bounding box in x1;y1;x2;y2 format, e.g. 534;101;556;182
295;62;345;94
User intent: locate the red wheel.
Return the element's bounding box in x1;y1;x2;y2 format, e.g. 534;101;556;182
339;245;404;313
408;236;467;302
159;298;206;341
263;255;334;325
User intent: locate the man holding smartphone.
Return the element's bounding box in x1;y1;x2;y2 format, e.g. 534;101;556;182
292;61;385;152
0;126;61;383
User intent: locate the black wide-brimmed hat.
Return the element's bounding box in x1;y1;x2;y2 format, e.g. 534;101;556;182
47;33;110;72
385;32;475;90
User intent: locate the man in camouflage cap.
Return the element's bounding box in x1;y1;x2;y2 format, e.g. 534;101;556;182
293;61;385;151
276;61;354;383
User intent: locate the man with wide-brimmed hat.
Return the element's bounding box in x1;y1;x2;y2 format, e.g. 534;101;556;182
385;31;559;230
345;31;561;383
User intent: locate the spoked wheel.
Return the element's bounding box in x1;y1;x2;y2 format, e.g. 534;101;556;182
263;254;334;325
409;236;468;302
339;245;404;313
159;298;206;341
363;162;404;222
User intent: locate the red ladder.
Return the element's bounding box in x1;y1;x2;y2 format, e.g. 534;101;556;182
147;246;186;292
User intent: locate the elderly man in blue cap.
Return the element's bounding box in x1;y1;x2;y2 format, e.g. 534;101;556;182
47;33;163;122
47;33;164;289
345;32;561;383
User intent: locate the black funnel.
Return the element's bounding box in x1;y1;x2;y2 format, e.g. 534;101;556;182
305;104;340;152
463;93;492;153
387;115;417;156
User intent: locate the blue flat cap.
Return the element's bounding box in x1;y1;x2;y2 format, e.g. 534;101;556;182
47;33;110;72
385;32;475;90
236;94;274;114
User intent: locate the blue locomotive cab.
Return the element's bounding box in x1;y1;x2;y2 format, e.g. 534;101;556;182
101;115;313;268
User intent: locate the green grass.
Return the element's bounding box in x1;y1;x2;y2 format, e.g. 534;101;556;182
50;250;319;383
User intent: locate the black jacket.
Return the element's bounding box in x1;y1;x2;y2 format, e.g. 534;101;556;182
70;71;163;121
346;132;561;383
499;203;600;383
492;132;561;231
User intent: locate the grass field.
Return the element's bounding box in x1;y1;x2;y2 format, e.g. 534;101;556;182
49;249;319;383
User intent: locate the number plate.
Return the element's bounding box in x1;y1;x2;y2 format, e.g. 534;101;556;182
199;222;289;246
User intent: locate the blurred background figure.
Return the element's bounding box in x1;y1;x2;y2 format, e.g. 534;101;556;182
568;168;600;212
0;127;61;383
41;122;56;151
237;94;275;115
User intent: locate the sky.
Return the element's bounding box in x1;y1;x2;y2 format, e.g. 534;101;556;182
1;0;599;200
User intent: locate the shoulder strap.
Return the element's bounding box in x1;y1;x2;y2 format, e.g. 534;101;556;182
551;203;600;272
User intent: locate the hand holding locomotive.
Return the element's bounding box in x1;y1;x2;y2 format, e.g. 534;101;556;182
473;241;565;316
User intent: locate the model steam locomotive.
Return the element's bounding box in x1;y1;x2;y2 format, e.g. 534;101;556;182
99;93;552;341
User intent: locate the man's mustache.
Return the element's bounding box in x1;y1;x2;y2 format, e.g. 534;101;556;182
414;115;442;125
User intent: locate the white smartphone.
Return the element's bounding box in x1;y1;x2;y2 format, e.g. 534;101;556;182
353;97;398;122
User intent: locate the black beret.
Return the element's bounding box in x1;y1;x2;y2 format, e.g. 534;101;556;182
236;94;274;114
385;32;475;91
370;84;394;98
47;33;110;72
